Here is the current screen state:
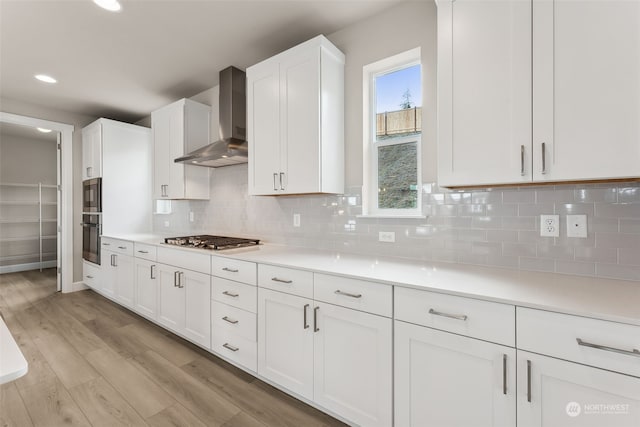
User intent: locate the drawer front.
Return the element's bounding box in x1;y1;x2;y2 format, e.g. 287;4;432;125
157;246;211;274
258;264;313;299
101;237;133;256
134;243;157;261
212;329;257;372
211;301;256;341
211;277;257;313
517;307;640;377
211;257;257;285
83;261;101;289
314;273;392;318
395;287;515;347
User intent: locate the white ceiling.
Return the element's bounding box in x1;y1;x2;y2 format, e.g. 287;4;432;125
0;121;59;142
0;0;405;123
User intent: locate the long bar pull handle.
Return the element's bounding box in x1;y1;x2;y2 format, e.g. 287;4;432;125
223;343;239;352
334;290;362;299
117;246;127;250
110;254;114;266
222;267;239;273
428;308;468;321
137;250;149;254
273;173;278;191
520;145;525;176
279;172;285;190
541;142;546;174
113;255;117;267
222;316;238;324
313;306;319;332
271;277;293;284
576;338;640;357
174;271;179;287
86;275;94;279
150;265;156;279
527;360;532;403
222;291;239;297
303;304;310;329
178;272;184;288
103;242;110;246
502;354;507;395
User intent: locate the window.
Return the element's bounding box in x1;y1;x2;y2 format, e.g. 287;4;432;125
363;48;422;217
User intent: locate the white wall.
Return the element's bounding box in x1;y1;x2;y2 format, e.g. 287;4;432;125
0;132;57;184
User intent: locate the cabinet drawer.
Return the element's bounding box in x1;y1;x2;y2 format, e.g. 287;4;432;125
211;301;256;341
314;274;392;318
211;257;256;285
258;264;313;299
157;246;210;274
101;237;133;256
134;243;157;261
211;277;257;313
83;261;101;289
395;287;515;347
517;307;640;377
212;329;257;372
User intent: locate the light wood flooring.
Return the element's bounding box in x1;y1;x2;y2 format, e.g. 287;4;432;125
0;269;346;427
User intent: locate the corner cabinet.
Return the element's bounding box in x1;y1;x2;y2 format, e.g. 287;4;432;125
152;98;211;200
247;35;345;196
437;0;640;187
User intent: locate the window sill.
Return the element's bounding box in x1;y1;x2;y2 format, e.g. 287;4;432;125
357;214;427;219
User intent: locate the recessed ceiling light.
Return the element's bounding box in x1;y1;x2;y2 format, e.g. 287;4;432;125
37;128;52;133
34;74;57;84
93;0;122;12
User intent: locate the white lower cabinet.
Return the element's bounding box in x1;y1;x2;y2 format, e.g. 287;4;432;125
157;263;211;348
517;350;640;427
101;249;134;308
395;320;516;427
133;258;157;320
82;261;102;291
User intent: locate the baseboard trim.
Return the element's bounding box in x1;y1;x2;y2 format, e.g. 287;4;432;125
70;281;89;293
0;261;57;275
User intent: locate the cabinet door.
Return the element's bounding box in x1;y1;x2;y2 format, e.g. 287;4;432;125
314;302;392;427
437;0;532;187
395;321;516;427
517;351;640;427
82;123;102;180
257;288;313;400
183;270;211;348
152;105;185;199
280;48;321;194
99;250;115;298
533;0;640;181
248;60;282;195
157;264;184;333
134;258;157;320
113;253;134;309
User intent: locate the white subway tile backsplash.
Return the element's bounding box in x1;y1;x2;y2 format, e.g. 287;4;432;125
153;166;639;283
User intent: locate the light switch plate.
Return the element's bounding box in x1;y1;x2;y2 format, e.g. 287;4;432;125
379;231;396;243
566;215;587;238
293;213;301;228
540;215;559;237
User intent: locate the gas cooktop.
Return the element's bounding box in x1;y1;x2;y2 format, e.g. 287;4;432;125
164;235;260;251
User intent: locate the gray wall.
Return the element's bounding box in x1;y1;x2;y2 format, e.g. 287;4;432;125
0;131;57;184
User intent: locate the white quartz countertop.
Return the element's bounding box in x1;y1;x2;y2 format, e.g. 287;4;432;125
0;315;28;385
103;234;640;326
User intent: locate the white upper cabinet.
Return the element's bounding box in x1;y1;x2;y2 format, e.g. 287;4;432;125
248;35;345;196
82;121;102;180
152;98;210;200
438;0;640;187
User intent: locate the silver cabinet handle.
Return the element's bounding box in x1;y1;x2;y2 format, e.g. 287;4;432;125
222;290;239;297
102;242;110;246
86;166;90;177
86;275;94;279
576;338;640;358
520;145;525;176
161;184;168;197
271;277;293;284
527;360;532;403
137;250;149;254
223;343;239;352
174;271;179;287
279;172;285;190
502;354;507;395
178;272;184;288
303;304;309;329
222;267;239;273
313;306;319;332
273;173;278;191
118;246;127;250
150;264;156;279
428;308;468;321
222;316;238;324
111;254;117;267
334;290;362;299
541;142;546;174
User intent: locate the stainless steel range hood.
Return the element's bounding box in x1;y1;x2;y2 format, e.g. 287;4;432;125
175;66;247;168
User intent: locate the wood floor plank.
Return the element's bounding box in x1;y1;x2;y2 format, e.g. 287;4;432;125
145;403;208;427
68;376;148;427
85;347;175;418
132;350;241;426
119;322;199;367
55;292;97;323
32;332;100;389
83;317;151;359
11;329;58;392
220;412;267;427
18;377;91;427
0;383;34;427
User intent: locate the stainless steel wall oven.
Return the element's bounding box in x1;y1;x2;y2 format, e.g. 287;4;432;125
82;178;102;213
82;213;101;264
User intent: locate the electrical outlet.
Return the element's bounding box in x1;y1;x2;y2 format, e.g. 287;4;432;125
189;211;195;222
566;214;587;238
540;214;559;237
379;231;396;243
293;213;301;228
163;220;170;228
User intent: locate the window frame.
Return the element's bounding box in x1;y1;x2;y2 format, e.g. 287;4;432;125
362;48;423;218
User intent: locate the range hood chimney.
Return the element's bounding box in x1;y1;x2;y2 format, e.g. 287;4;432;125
174;66;247;167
